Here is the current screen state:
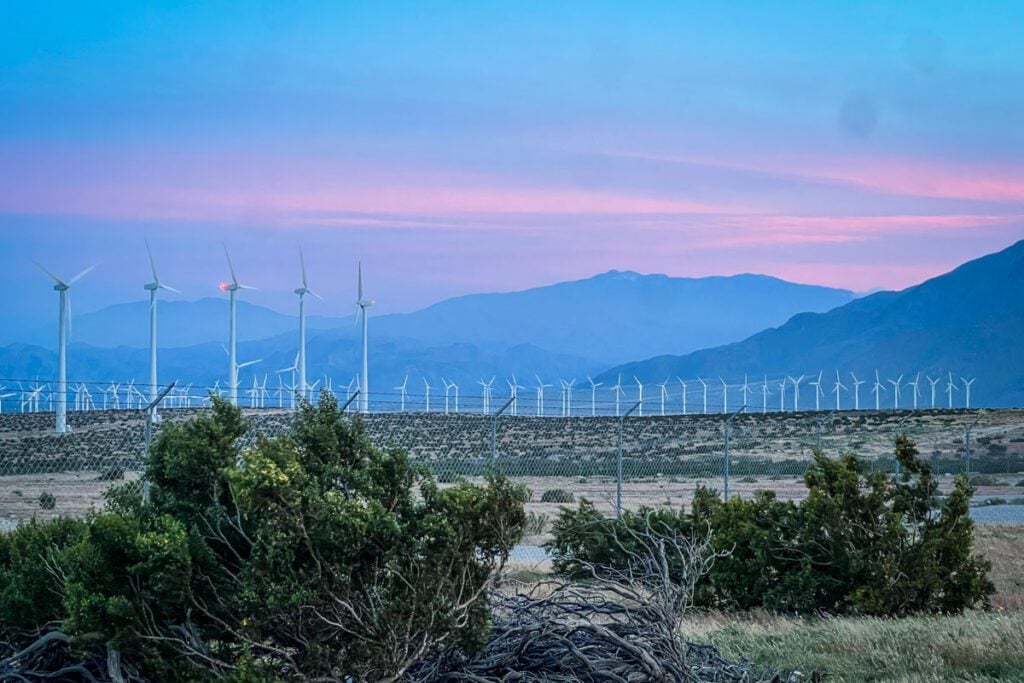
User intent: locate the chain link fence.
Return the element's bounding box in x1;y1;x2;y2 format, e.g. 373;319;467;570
3;398;1024;534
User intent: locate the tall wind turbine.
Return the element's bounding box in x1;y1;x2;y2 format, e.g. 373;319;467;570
423;377;433;413
698;377;708;414
962;377;975;409
610;374;624;416
535;375;551;416
926;375;940;408
850;372;865;410
719;377;729;414
888;374;903;410
143;241;179;409
872;370;885;411
221;245;255;406
946;372;959;408
657;378;669;416
395;375;409;412
908;373;921;410
809;371;823;411
356;262;375;412
294;247;322;403
677;377;688;415
633;376;644;417
36;262;95;432
587;376;603;416
833;370;847;411
778;377;787;412
789;374;805;412
761;375;769;414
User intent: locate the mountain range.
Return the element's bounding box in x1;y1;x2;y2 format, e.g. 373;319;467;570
598;240;1024;408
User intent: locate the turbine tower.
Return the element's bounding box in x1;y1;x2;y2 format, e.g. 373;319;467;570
926;375;940;408
872;370;885;411
809;371;823;411
778;377;787;412
356;262;375;413
143;241;179;410
740;375;751;413
221;245;255;406
908;373;921;410
423;377;432;413
610;374;624;416
657;378;669;416
761;375;769;414
833;370;847;411
535;375;551;416
719;377;729;414
294;247;322;403
788;374;805;412
36;262;95;432
888;374;903;410
633;376;644;417
677;377;688;415
946;372;959;408
395;375;409;412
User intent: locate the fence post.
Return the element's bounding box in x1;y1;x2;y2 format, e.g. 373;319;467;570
722;406;746;501
965;413;982;478
616;401;642;518
491;396;515;461
141;381;177;504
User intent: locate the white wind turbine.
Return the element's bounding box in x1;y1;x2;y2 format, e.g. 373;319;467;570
395;375;409;412
778;377;787;412
927;375;941;408
888;374;903;410
946;372;959;408
535;375;551;416
833;369;847;411
657;378;669;416
872;370;885;411
850;372;865;410
423;377;433;413
633;376;644;417
962;377;975;409
719;377;729;414
442;378;456;414
908;372;921;410
143;240;179;410
560;378;577;416
677;377;688;415
36;262;95;432
788;374;805;412
698;377;708;414
507;375;524;416
220;245;256;406
610;374;624;416
740;375;752;413
478;376;495;414
0;389;15;414
294;247;322;403
761;375;769;414
587;376;603;416
275;353;299;408
808;371;824;411
356;262;375;413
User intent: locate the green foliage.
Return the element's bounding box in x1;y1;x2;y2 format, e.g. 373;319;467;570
0;395;528;681
540;488;575;503
548;437;994;616
38;491;56;509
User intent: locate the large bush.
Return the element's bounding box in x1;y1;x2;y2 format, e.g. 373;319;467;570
0;395;528;681
548;436;993;615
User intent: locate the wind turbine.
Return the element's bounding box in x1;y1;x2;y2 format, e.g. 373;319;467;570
833;370;847;411
294;247;322;403
442;378;455;414
719;377;729;414
927;375;941;408
657;378;669;416
778;377;787;412
0;389;15;414
888;374;903;410
535;375;551;416
698;377;708;414
587;376;603;416
220;245;256;406
610;374;624;417
143;240;179;411
740;375;751;413
946;372;959;408
633;376;644;417
677;377;688;415
423;377;432;413
850;372;865;410
507;375;524;416
560;378;577;416
908;372;921;410
761;375;769;414
962;377;975;409
356;262;375;413
872;370;885;411
478;376;495;414
808;371;824;411
395;375;409;412
36;262;95;432
788;375;805;412
275;353;299;408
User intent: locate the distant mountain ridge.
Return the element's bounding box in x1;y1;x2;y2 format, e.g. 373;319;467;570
597;240;1024;408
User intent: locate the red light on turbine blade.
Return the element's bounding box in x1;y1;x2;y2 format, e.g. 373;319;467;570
219;281;229;291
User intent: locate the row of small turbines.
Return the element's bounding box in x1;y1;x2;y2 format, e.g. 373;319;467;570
32;242;373;432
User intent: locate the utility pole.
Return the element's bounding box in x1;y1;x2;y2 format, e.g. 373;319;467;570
616;400;642;518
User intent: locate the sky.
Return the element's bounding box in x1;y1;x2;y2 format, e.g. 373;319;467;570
2;1;1023;325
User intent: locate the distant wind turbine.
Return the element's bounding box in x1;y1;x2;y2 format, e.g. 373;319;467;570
962;377;975;409
698;377;708;414
587;375;603;416
220;245;256;406
850;372;865;410
808;371;823;411
677;377;688;415
946;372;959;409
356;262;375;413
610;374;624;416
788;374;805;412
143;240;179;411
634;376;644;417
888;374;904;410
872;370;885;411
294;247;322;403
926;375;941;409
833;370;847;411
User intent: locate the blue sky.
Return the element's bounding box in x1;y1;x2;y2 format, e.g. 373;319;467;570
2;1;1023;325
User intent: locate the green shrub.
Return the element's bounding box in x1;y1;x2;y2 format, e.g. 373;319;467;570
981;497;1008;506
541;488;575;504
548;437;993;616
38;492;55;510
524;511;549;535
0;395;528;681
969;474;1002;486
96;466;125;481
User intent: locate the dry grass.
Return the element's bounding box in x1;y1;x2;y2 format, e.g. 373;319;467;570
974;524;1024;611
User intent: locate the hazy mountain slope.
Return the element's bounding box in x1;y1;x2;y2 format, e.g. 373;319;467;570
368;272;855;364
598;240;1024;408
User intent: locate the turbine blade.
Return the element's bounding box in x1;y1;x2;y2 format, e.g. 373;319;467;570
223;244;238;285
307;288;324;300
145;239;158;282
358;261;363;301
300;247;308;289
159;283;181;294
237;284;258;291
34;261;66;286
67;264;95;285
